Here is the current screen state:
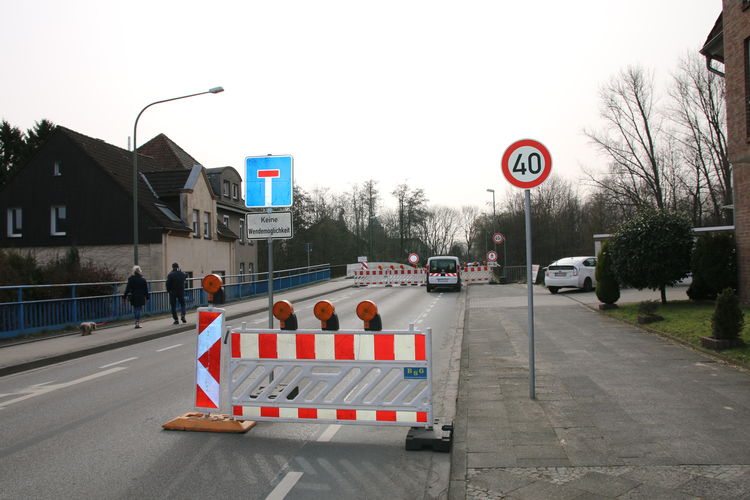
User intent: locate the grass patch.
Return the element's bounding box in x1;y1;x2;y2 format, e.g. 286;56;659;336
603;300;750;368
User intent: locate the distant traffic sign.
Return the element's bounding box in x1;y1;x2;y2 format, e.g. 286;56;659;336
408;253;419;265
245;155;294;208
501;139;552;189
487;250;498;262
492;233;505;244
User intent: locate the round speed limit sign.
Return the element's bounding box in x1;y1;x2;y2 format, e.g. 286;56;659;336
487;251;498;262
501;139;552;189
407;253;419;265
492;232;505;244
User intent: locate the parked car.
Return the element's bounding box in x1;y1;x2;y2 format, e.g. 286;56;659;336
544;256;597;294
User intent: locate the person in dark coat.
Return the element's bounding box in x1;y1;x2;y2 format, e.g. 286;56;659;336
123;265;149;329
166;262;187;325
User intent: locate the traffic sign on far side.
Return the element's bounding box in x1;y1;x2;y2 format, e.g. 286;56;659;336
501;139;552;189
245;155;294;208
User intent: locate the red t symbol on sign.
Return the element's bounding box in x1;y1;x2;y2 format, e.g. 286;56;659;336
258;169;280;206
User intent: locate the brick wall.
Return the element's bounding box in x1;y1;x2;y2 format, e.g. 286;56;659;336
722;0;750;302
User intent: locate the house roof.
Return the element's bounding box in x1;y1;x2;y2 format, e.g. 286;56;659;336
137;133;202;171
56;127;192;232
143;170;192;198
700;12;723;63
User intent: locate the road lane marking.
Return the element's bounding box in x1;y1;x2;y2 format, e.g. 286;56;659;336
99;357;138;369
317;424;340;442
266;471;303;500
0;367;126;409
156;344;183;352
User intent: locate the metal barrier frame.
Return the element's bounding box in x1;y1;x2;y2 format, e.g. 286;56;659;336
225;325;433;428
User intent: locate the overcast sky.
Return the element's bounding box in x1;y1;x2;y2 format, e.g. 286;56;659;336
1;0;721;212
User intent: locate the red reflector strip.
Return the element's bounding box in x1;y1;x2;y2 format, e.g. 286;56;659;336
231;333;241;358
258;333;277;358
337;409;357;420
374;334;395;360
261;407;280;417
335;334;355;359
258;169;280;178
298;408;318;419
296;334;315;359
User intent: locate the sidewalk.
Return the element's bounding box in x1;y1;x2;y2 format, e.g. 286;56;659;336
0;279;353;377
451;283;750;499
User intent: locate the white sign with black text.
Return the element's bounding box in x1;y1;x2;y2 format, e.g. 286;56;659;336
246;211;293;240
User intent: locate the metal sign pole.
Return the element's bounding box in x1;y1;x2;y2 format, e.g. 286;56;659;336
524;189;536;399
267;208;274;329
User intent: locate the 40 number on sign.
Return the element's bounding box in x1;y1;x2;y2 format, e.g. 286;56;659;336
501;139;552;189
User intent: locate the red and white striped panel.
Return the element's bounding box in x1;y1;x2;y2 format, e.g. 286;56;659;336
232;406;428;424
231;331;426;361
195;308;224;410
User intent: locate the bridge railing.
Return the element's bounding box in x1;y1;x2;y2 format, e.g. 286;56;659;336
0;264;331;339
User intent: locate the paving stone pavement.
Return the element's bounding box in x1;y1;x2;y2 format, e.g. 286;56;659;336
450;284;750;500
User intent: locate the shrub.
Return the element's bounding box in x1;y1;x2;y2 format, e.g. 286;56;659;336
711;287;744;340
595;240;620;305
638;300;659;316
609;209;693;303
687;233;737;301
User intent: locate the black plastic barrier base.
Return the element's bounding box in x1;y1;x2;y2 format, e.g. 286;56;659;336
405;419;453;452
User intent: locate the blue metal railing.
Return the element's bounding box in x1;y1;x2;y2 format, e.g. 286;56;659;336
0;264;331;339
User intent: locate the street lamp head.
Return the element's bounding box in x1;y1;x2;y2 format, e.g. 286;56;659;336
209;86;225;94
486;188;494;193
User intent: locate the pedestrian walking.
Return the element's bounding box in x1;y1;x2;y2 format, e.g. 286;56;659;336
123;265;149;329
166;262;187;325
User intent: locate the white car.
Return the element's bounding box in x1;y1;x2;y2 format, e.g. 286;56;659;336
544;256;597;294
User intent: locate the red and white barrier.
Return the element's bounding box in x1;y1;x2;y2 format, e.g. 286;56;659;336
194;307;225;411
461;265;492;284
227;327;433;427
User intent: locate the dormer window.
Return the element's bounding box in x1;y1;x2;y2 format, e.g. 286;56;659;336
232;183;239;200
223;180;230;197
53;161;62;176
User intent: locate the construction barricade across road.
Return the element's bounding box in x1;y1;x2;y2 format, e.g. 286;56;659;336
228;325;432;427
353;262;425;287
461;264;493;284
164;301;452;451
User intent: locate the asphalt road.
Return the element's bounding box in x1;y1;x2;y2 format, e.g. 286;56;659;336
0;286;461;499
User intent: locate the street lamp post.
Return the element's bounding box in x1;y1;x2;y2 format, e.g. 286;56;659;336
486;188;496;255
132;86;224;265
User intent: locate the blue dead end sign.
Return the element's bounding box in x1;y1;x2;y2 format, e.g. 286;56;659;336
245;155;294;208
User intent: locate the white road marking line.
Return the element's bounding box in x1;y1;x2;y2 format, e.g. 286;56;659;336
266;471;303;500
99;357;138;369
156;344;183;352
317;424;340;442
0;367;126;409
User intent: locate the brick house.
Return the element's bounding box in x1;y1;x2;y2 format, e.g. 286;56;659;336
701;1;750;303
0;126;239;284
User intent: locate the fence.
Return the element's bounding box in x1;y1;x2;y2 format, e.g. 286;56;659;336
0;264;330;339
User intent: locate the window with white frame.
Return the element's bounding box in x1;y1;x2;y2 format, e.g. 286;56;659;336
53;161;62;176
7;207;22;237
192;209;200;237
203;211;211;238
223;180;230;197
239;262;245;282
232;183;239;200
223;215;230;229
239;218;245;243
50;205;66;236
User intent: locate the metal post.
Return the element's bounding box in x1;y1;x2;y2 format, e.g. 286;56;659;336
524;189;535;399
267;209;274;328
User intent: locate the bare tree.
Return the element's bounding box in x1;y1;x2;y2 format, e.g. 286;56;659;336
669;52;731;225
418;205;461;255
585;66;671;210
460;205;481;259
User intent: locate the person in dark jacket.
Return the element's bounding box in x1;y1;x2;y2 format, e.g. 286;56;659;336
166;262;187;325
123;265;149;329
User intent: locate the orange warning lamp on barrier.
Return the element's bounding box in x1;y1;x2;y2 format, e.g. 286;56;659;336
272;300;298;330
314;300;339;331
202;274;223;304
356;300;382;331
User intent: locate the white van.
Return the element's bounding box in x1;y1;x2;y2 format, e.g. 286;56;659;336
426;256;462;292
